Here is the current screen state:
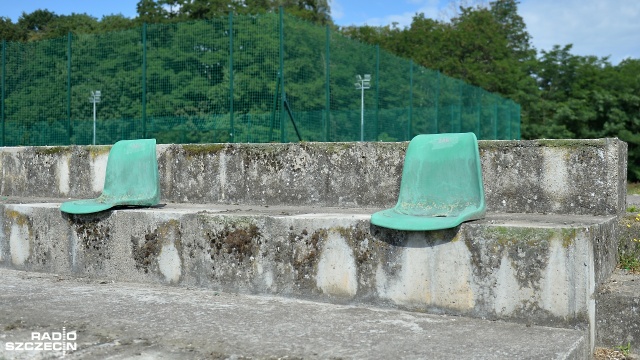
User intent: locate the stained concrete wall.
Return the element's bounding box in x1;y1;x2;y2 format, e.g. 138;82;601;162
0;204;618;348
0;138;627;216
0;205;615;322
0;138;628;354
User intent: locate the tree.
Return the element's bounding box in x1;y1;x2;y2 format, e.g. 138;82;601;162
134;0;332;25
99;15;137;32
0;17;25;41
136;0;171;24
17;9;58;40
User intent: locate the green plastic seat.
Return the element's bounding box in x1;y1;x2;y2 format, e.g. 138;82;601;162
60;139;160;214
371;133;485;231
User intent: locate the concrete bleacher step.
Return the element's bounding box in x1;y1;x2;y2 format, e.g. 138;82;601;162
0;138;629;356
596;269;640;354
0;201;618;352
0;268;589;360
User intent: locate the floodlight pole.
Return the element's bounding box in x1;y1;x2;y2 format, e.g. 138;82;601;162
90;90;101;145
355;74;371;142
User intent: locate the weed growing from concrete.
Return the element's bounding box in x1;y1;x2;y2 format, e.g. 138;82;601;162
594;345;634;360
620;213;640;273
616;343;632;357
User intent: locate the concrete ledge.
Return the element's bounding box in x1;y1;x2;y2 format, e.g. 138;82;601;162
0;138;627;216
0;202;618;344
596;270;640;353
0;268;589;360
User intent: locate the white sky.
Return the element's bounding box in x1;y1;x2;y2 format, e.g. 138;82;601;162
2;0;638;64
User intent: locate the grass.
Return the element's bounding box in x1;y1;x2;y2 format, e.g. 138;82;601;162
620;217;640;272
628;182;640;195
617;343;633;357
620;253;640;273
621;188;640;273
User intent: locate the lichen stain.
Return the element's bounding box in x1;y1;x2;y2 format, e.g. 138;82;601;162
74;219;111;260
206;223;261;262
182;144;226;158
132;220;182;277
316;231;358;298
291;228;322;282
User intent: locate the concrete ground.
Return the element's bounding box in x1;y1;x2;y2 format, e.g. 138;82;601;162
0;268;587;360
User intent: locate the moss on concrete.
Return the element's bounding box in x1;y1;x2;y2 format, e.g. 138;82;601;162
479;138;608;150
536;139;607;148
182;144;227;157
5;210;31;228
489;226;554;247
484;226;578;249
131;219;182;273
34;146;71;156
87;145;111;159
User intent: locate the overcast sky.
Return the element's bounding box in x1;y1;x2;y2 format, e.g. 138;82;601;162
2;0;638;64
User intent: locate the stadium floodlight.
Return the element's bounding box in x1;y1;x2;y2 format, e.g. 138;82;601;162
89;90;101;145
355;74;371;141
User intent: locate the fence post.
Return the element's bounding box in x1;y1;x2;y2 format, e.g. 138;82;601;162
278;7;285;143
142;23;147;139
374;45;380;141
516;103;521;139
493;95;498;140
434;71;440;134
457;80;463;132
67;33;72;144
408;60;413;141
229;12;235;143
476;88;481;138
507;100;512;140
324;24;330;142
1;40;5;147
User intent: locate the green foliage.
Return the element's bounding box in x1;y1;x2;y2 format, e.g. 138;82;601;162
134;0;332;25
0;17;25;42
620;213;640;273
615;342;632;357
628;183;640;196
620;253;640;273
0;11;518;146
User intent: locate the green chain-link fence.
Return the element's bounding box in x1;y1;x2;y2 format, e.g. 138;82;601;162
0;9;520;146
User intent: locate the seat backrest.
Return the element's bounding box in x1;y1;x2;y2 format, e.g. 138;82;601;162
102;138;160;206
394;133;484;217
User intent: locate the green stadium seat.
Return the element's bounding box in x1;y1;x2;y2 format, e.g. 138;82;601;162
60;139;160;214
371;133;485;230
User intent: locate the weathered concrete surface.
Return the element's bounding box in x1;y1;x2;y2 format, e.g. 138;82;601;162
594;211;640;353
0;268;589;360
0;139;627;215
480;139;626;216
596;269;640;353
0;139;628;356
0;202;618;348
